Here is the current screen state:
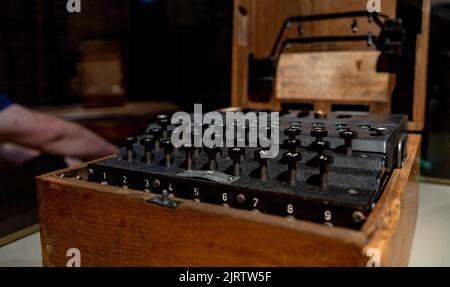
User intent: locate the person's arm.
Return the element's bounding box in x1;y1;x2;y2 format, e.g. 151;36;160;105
0;104;118;161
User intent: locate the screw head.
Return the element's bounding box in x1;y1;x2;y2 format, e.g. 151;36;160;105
284;138;301;149
317;154;334;165
204;145;220;154
282;151;302;163
140;136;153;147
312;140;330;152
148;128;162;138
284;127;302;137
229;147;245;158
181;143;195;151
352;211;367;223
160;139;173;151
125;137;137;148
339;130;358;140
157;115;169;129
311;127;328;138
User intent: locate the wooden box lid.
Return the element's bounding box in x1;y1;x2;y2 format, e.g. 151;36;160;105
231;0;430;132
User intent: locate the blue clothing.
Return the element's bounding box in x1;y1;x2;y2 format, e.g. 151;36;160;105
0;93;12;111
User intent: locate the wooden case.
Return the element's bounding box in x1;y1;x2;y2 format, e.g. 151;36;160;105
36;0;427;266
37;134;420;266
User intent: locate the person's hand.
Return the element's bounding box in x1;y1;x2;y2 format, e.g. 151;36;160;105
0;104;118;161
0;143;40;167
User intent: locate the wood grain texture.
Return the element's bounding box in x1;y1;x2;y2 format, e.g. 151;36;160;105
37;135;421;267
231;0;396;109
37;177;366;266
411;0;430;132
275;51;390;102
362;134;421;266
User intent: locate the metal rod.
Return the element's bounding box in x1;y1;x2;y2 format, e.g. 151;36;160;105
270;11;388;58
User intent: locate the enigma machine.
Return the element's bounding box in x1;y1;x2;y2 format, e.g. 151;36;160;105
36;1;428;267
36;110;421;267
88;111;408;230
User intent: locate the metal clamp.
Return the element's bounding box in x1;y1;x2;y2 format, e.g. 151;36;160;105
146;189;179;209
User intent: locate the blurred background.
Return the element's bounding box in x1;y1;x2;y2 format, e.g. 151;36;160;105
0;0;449;264
0;0;232;140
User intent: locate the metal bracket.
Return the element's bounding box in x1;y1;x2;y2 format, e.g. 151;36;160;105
248;11;405;101
177;170;240;184
146;189;179;209
397;133;408;169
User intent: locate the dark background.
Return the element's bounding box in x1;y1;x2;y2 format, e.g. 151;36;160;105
0;0;232;111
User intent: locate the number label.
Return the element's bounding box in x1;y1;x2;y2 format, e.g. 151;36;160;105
252;197;259;208
122;176;127;184
324;210;332;221
222;193;228;202
194;188;199;197
287;204;294;214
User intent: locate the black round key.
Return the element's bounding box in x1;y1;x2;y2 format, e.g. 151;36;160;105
157;114;169;128
316;154;334;190
125;137;137;148
124;137;137;161
282;152;302;186
311;140;330;155
140;136;153;148
229;147;245;157
317;154;333;165
149;128;162;139
337;127;350;132
284;138;301;153
339;130;358;140
204;145;220;153
157;114;170;140
160;139;173;151
311;127;328;139
339;130;358;156
284;127;302;140
229;147;245;161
